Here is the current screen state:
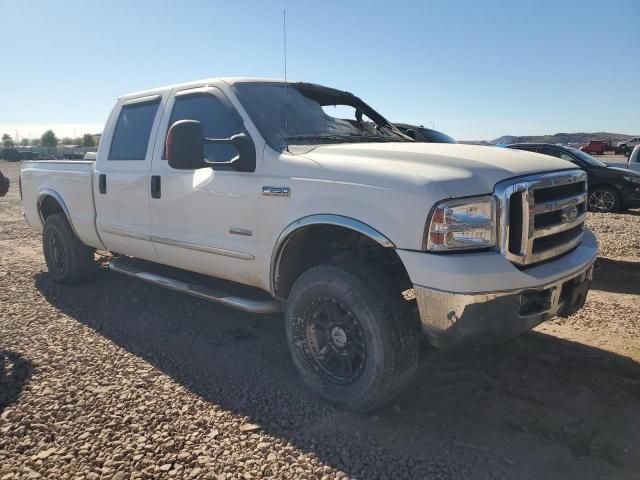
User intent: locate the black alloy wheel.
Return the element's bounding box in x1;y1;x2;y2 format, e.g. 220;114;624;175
303;296;367;385
588;187;619;212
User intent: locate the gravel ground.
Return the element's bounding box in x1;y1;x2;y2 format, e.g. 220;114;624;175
1;160;640;479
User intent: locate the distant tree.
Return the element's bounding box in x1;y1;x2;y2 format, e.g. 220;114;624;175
61;137;74;145
41;130;59;148
30;138;40;146
2;133;14;148
20;138;29;146
73;137;83;145
82;133;96;147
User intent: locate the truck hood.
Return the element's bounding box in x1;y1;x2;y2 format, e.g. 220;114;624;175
296;143;576;198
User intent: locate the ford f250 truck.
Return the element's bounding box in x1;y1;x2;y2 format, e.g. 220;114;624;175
20;78;598;411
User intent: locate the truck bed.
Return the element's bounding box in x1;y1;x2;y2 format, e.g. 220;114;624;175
20;160;103;250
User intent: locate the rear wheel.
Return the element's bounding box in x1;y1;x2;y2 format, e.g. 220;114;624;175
285;262;420;412
43;213;97;284
588;186;620;213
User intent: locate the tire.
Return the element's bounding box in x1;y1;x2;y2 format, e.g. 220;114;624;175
285;262;420;412
588;186;620;213
42;213;97;284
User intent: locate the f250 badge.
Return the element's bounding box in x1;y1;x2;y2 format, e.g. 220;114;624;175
262;186;290;197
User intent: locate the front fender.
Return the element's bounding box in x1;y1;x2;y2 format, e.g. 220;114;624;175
269;214;395;296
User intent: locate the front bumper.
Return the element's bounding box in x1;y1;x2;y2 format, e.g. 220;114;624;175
397;229;598;348
414;263;593;347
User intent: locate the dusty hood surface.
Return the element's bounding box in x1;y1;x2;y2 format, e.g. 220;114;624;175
297;143;576;197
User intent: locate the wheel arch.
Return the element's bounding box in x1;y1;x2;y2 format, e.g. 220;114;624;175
37;189;78;236
270;214;399;299
590;182;622;195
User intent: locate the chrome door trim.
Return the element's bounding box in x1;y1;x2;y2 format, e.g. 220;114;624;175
150;235;254;260
100;226;151;241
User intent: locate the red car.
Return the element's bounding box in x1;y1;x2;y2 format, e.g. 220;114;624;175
580;140;608;155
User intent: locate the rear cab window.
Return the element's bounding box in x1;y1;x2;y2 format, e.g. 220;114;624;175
109;96;161;160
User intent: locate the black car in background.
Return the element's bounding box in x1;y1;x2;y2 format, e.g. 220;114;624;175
507;143;640;212
394;123;457;143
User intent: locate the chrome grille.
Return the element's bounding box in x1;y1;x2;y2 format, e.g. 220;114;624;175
496;170;587;266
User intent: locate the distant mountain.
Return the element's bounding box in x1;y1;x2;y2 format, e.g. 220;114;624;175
489;132;634;146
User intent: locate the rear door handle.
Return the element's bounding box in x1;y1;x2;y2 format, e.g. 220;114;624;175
98;174;107;194
151;175;161;199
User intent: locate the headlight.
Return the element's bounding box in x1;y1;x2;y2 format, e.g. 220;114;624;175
426;196;497;251
623;176;640;184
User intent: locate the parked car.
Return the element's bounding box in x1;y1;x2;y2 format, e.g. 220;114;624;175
1;148;22;162
17;150;38;160
580;140;607;155
625;145;640;173
616;136;640;154
20;78;597;411
0;170;8;197
394;123;457;143
508;143;640;212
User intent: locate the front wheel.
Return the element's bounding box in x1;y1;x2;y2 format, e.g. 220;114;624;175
588;186;620;213
285;263;420;412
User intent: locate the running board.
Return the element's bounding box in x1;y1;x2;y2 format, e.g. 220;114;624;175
108;258;283;314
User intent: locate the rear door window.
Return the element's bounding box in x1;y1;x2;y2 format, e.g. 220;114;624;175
109;99;161;160
540;147;577;164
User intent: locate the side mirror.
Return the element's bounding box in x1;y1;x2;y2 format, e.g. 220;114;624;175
166;120;206;170
204;132;255;171
166;119;256;172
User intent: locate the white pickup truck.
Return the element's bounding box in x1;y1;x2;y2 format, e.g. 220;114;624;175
20;77;598;411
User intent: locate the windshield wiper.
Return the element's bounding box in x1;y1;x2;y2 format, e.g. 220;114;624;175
288;134;354;142
378;124;414;141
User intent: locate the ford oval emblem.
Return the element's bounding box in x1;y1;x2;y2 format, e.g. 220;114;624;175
561;205;579;223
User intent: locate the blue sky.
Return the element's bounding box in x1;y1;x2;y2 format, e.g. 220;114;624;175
1;0;638;141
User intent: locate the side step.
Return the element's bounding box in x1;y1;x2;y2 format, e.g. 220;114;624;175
108;257;283;314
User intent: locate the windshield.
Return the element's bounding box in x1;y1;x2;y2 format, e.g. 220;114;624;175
566;146;608;167
233;82;411;149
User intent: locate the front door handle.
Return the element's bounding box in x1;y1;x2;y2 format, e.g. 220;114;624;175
151;175;161;199
98;174;107;194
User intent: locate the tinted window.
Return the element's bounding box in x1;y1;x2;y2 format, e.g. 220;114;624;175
109;99;160;160
540;147;566;159
168;93;243;162
565;147;607;167
540;147;580;165
511;145;538;153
